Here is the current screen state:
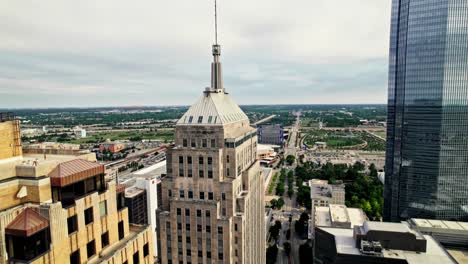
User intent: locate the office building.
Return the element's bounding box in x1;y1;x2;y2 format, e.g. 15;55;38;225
73;127;87;138
0;113;153;264
121;160;166;259
314;221;456;264
310;179;345;209
125;187;148;225
157;37;265;263
384;0;468;221
257;124;284;146
313;204;367;230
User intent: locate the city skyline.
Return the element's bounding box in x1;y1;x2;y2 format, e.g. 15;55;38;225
0;0;391;108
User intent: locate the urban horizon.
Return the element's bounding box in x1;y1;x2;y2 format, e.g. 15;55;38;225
0;1;467;264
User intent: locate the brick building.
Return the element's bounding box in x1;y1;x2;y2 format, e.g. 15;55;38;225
0;113;153;264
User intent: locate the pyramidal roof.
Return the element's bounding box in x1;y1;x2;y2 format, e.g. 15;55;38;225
48;159;104;187
177;91;248;125
177;39;248;126
5;208;49;237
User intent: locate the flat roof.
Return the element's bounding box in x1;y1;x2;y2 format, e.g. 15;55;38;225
125;186;145;198
447;249;468;264
410;218;468;232
134;160;166;175
329;204;349;223
315;205;366;228
347;208;367;227
315;206;332;227
319;227;455;264
0;153;96;181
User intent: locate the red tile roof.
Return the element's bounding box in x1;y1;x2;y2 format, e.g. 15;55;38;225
5;208;49;237
116;184;127;193
49;159;105;187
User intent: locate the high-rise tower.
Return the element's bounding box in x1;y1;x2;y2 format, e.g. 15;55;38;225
384;0;468;222
157;4;265;264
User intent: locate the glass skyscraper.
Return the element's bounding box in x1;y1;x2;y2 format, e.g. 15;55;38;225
384;0;468;222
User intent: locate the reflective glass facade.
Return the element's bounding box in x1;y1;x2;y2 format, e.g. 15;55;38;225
384;0;468;222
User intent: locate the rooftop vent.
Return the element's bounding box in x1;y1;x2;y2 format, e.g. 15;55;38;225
360;240;383;256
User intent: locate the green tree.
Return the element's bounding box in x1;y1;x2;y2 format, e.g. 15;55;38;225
286;155;296;165
283;242;291;256
266;245;278;264
277;198;285;209
299;242;313;264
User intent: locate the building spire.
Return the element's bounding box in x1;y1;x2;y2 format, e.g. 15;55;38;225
210;0;224;93
214;0;218;45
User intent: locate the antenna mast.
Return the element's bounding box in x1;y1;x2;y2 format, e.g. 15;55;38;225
214;0;218;44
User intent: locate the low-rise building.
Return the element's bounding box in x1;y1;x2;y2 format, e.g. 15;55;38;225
256;144;277;160
99;142;126;153
309;179;345;209
315;221;456;264
310;204;366;239
315;204;367;229
73;127;87;138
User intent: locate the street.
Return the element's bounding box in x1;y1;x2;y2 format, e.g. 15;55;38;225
270;111;307;264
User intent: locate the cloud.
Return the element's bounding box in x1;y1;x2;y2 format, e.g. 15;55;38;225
0;0;391;108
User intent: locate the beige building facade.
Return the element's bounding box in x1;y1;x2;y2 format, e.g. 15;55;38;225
0;113;153;264
158;44;265;264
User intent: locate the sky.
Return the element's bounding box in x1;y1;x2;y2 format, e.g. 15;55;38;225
0;0;392;108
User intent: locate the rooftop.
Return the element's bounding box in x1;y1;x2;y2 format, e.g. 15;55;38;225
309;179;345;200
125;186;145;198
48;159;104;187
409;218;468;233
119;160;166;185
319;227;456;264
177;90;248;126
5;208;49;237
0;153;96;181
315;205;366;228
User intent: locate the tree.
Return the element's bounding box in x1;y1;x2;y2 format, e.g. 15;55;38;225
266;245;278;264
295;212;309;237
277;198;285;209
369;163;378;177
299;242;313;264
275;182;285;196
270;199;278;209
269;220;282;241
270;198;285;210
283;242;291;256
296;185;311;209
286;155;296;165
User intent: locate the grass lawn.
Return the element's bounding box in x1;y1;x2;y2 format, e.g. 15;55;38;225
67;130;174;144
373;131;386;139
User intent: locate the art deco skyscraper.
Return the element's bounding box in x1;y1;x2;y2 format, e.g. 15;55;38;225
157;19;265;264
384;0;468;222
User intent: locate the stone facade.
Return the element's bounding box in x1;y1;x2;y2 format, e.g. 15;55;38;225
0;183;154;264
0;114;154;264
157;43;265;264
158;121;265;264
0;120;22;160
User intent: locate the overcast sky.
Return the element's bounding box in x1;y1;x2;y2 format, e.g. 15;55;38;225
0;0;391;108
